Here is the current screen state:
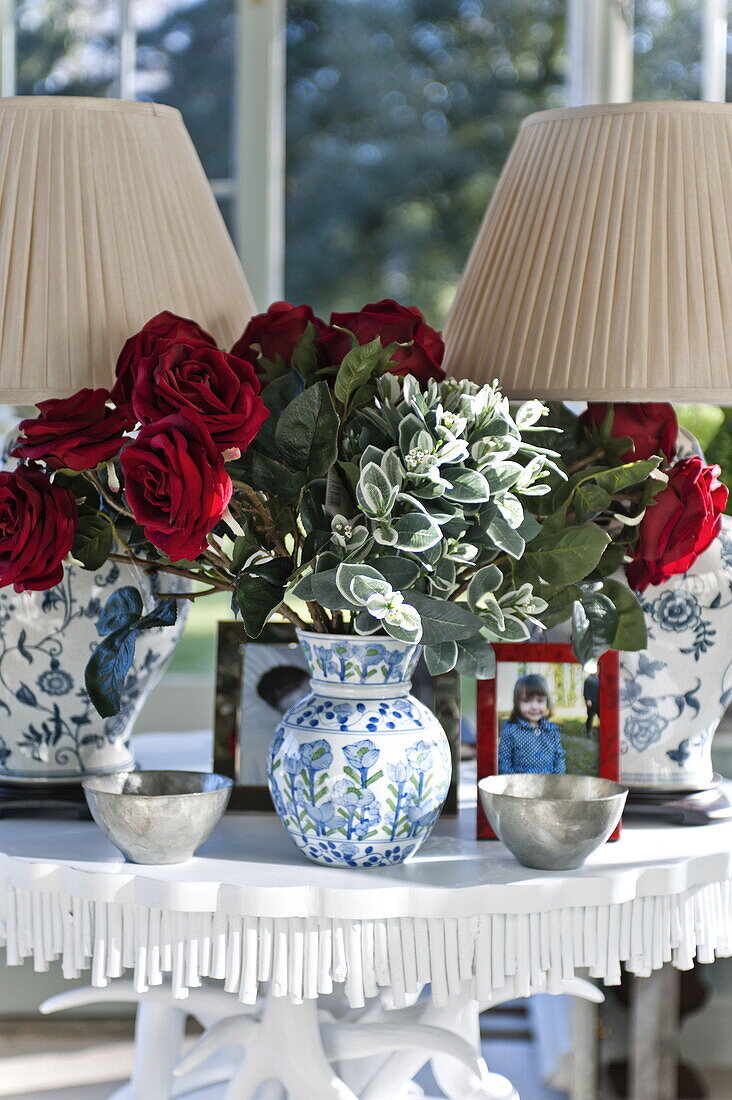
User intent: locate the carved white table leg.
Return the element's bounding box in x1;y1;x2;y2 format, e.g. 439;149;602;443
178;992;361;1100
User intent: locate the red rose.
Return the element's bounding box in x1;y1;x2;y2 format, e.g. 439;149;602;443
627;457;728;592
316;299;446;384
111;311;217;407
0;467;77;592
121;415;232;563
231;302;328;363
13;389;134;471
580;402;677;463
130;343;269;454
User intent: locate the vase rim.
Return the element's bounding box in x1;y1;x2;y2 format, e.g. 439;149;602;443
296;629;421;651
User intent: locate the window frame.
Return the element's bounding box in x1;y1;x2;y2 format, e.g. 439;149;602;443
0;1;728;309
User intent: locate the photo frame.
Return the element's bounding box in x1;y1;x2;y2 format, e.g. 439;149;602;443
476;642;620;839
214;621;461;813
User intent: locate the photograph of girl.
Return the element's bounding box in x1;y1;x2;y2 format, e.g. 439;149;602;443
497;663;600;777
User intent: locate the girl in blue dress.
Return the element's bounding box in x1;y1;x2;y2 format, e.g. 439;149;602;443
498;674;566;775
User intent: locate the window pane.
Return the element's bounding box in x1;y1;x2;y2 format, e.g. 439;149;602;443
633;0;702;100
16;0;120;95
285;0;566;324
133;0;236;180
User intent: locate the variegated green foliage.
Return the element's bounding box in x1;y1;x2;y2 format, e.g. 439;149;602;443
232;332;662;672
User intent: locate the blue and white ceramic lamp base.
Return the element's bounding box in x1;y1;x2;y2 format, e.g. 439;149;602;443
267;632;451;867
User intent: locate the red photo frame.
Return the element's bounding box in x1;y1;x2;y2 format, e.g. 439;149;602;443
476;643;620;840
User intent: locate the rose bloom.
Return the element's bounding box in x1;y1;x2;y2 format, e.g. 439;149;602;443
580;402;677;463
316;299;446;384
13;388;134;471
121;415;232;563
130;343;269;454
627;457;728;592
111;311;217;407
0;467;77;592
231;301;328;363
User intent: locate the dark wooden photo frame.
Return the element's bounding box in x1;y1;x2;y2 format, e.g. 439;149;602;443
214;621;462;814
476;642;620;839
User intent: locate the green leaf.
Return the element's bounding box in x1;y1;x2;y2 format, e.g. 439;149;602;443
602;577;649;651
592;458;662;494
573;483;611;522
72;511;114;571
572;593;619;668
384;604;423;644
407;592;484;645
482;462;524;494
525;525;610;586
275;381;339;477
455;633;496;678
85;628;136;718
356;462;398;519
234;558;293;637
466;565;502;611
255;371;305;448
334;338;384;403
390;512;442;552
443;467;490;504
516;511;542;543
374;556;421;589
485;514;526;559
250;452;307;498
335;562;387;603
496;615;530;642
290;322;321;379
424;641;459;675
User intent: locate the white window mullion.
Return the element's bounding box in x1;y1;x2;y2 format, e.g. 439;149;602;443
567;0;634;107
234;0;286;309
0;0;17;98
117;0;136;100
701;0;728;102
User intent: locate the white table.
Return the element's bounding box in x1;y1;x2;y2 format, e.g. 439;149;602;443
1;736;732;1099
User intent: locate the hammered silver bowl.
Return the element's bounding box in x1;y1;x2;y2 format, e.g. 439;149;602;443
82;770;233;865
479;774;628;870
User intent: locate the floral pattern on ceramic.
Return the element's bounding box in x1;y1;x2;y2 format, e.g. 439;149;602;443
0;563;189;785
268;632;451;867
619;515;732;790
297;634;422;685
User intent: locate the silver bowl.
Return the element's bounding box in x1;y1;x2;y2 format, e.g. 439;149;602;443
82;770;233;865
478;774;628;870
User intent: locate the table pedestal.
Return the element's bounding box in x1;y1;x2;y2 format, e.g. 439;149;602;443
43;981;523;1099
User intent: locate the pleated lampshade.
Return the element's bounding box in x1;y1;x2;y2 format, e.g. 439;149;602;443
443;101;732;401
0;97;255;403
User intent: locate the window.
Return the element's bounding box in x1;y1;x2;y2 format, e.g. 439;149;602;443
285;0;566;323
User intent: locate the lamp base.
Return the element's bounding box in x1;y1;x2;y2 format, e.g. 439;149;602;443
624;775;732;825
0;780;91;819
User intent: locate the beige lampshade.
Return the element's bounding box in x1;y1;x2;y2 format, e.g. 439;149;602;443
444;101;732;401
0;96;255;402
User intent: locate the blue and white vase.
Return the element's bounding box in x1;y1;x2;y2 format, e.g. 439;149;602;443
620;515;732;791
267;631;451;867
0;563;189;786
0;420;190;786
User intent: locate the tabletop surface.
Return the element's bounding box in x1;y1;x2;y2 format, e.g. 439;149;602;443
2;733;732;920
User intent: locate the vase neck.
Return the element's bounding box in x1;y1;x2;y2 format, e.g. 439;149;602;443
309;677;410;699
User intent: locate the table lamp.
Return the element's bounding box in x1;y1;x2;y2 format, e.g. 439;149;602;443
444;101;732;808
0;96;255;401
0;97;255;806
443;101;732;400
